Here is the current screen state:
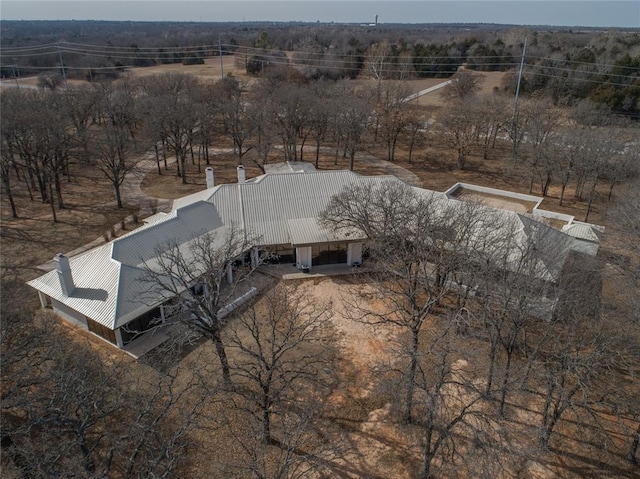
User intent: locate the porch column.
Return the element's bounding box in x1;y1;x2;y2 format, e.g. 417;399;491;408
295;246;312;270
38;291;48;308
226;264;234;284
115;329;124;348
347;242;363;266
160;304;166;323
251;247;259;268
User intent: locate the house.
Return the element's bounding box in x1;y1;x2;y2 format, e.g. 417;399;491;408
27;165;603;351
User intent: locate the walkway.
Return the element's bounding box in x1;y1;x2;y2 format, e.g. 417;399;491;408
260;263;370;280
358;152;422;187
310;146;422;187
121;152;174;217
401;79;452;102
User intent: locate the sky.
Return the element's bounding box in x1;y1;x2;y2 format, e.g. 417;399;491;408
1;1;638;28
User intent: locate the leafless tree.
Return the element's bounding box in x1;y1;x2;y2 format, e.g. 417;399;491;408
1;90;75;222
334;86;372;171
518;96;561;196
365;40;394;101
440;69;484;101
436;98;479;169
141;227;264;386
142;73;200;184
410;313;494;479
226;285;335;445
376;81;414;162
1;310;206;478
216;76;255;163
322;180;476;423
92;81;142;208
65;85;102;165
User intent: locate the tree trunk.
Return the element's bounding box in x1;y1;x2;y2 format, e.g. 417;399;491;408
54;170;65;209
315;142;321;169
584;183;597;222
1;174;18;218
78;431;96;474
421;421;435;479
404;328;420;423
559;183;567;206
180;154;187;185
486;337;497;396
542;174;552;197
499;349;513;418
212;329;231;386
48;180;57;223
261;388;272;444
114;181;123;209
154;144;162;175
628;422;640;465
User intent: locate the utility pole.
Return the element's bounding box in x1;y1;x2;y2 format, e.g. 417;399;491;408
12;60;20;89
57;41;67;86
219;33;224;78
514;36;527;119
512;36;527;161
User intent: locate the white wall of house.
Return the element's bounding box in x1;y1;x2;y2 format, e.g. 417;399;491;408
296;246;312;269
347;242;363;266
115;329;124;348
51;299;88;328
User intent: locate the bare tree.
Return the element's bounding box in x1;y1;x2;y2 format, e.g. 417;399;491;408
65;85;102;164
440;69;484;101
142;73;200;184
376;81;414;162
436;98;478;169
92;81;141;208
227;285;335;445
322;180;473;423
1;310;206;478
334;87;372;171
141;227;264;386
518;96;561;196
411;314;493;479
216;76;255;163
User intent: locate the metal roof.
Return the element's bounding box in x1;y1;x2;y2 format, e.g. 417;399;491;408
264;161;318;174
27;169;586;333
562;223;601;243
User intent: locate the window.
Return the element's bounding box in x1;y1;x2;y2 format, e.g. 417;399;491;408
312;243;347;266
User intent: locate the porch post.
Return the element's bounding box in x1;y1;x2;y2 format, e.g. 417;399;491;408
251;247;259;269
115;329;124;348
347;242;363;266
38;291;48;308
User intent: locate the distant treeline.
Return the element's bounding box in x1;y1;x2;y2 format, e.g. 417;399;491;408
1;20;639;115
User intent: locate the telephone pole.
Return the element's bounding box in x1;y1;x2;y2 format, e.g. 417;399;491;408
512;36;528;161
219;33;224;78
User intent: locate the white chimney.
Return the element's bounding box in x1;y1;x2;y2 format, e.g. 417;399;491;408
205;166;214;189
237;165;246;184
54;253;75;296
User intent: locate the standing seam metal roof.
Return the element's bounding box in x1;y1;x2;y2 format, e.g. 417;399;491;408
27;170;581;332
